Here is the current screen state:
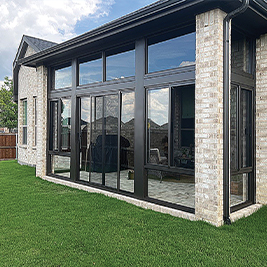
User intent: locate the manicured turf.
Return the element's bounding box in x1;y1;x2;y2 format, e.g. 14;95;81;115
0;160;266;266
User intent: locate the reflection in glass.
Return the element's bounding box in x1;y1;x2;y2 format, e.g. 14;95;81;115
148;32;196;73
241;89;252;168
120;92;135;193
61;99;71;152
79;58;102;85
147;88;169;165
80;97;91;182
51;101;58;151
91;96;103;184
106;50;135;81
55;66;72;89
230;86;238;170
104;95;119;189
51;155;71;179
147;86;195;209
230;173;249;206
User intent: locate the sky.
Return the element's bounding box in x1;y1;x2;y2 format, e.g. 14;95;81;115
0;0;157;86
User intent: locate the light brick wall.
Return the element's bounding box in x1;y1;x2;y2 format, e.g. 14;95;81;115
36;65;48;178
256;33;267;204
195;9;227;226
18;45;37;166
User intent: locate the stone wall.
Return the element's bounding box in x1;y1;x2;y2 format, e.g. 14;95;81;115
256;33;267;204
195;9;226;226
18;45;37;166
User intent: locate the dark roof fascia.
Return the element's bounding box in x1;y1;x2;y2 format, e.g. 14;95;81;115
19;0;267;68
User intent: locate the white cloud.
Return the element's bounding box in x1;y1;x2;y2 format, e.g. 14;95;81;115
0;0;114;79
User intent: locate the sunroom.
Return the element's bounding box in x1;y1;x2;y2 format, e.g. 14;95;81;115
15;0;267;226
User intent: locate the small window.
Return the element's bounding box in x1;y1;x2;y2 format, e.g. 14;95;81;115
106;46;135;81
79;54;102;85
22;100;27;145
53;64;72;89
33;97;37;146
148;32;196;73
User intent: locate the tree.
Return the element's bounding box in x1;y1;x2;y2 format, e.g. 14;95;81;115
0;77;18;131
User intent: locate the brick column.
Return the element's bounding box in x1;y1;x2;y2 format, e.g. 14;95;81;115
36;66;48;178
256;33;267;204
195;9;227;226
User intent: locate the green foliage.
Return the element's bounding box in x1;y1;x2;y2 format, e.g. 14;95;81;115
0;77;18;130
1;160;267;266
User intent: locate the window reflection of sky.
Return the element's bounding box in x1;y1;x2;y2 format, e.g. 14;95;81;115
55;66;72;89
79;58;102;85
148;32;196;73
148;88;169;126
106;50;135;80
61;99;71;125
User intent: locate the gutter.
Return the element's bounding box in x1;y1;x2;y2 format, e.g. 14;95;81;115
223;0;249;225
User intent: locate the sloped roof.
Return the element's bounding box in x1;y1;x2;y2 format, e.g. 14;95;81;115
23;35;57;52
13;35;57;68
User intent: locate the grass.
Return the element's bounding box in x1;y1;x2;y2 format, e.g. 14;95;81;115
0;160;267;266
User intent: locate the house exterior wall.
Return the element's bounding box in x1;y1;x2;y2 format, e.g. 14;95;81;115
195;9;226;226
17;45;37;166
36;66;48;178
256;33;267;204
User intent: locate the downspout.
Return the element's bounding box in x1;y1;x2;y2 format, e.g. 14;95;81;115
223;0;249;225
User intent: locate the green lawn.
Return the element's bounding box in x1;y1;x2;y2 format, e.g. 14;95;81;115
0;160;267;266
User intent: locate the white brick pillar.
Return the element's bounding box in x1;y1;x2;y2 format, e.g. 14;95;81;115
195;9;227;226
36;65;48;178
256;33;267;204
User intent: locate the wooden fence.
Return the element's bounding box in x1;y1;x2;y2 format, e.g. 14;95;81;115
0;134;17;160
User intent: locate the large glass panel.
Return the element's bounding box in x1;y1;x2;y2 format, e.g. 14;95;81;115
80;97;91;182
79;57;102;85
241;89;252;168
120;91;135;193
91;96;103;184
147;86;195;209
230;86;238;170
51;155;71;179
61;99;71;152
55;66;72;89
147;88;169;165
106;49;135;81
50;101;58;151
148;32;196;73
104;95;119;189
230;173;250;206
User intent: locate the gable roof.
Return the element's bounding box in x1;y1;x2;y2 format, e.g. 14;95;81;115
13;35;57;68
13;35;57;102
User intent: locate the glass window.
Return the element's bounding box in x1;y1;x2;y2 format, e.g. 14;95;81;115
54;65;72;89
120;91;135;193
106;49;135;81
50;101;58;151
33;97;37;146
147;86;195;209
51;155;70;179
148;32;196;73
79;56;102;85
61;99;71;152
22;100;27;145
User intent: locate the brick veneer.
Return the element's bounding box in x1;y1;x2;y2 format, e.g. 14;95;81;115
256;33;267;204
195;9;227;226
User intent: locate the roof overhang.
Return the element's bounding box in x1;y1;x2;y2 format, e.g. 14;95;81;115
18;0;267;69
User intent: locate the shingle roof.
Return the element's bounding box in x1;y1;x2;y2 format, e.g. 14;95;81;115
23;35;57;52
